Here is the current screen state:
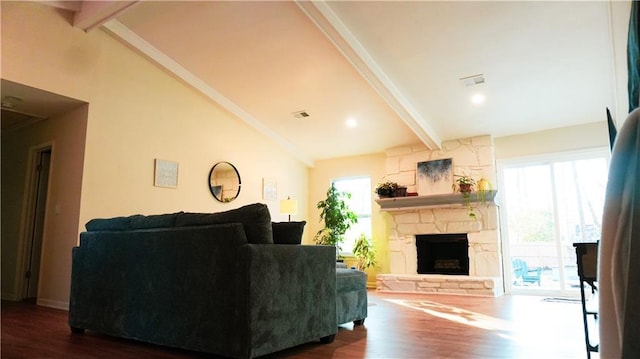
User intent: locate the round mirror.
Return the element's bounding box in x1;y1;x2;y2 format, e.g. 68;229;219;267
208;161;241;203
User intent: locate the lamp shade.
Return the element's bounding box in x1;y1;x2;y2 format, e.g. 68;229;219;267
279;197;298;215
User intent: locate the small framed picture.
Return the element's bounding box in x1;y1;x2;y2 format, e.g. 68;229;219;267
154;159;178;188
417;158;453;195
262;178;277;201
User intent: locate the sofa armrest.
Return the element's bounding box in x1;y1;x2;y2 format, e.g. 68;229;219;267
69;223;250;357
244;244;336;358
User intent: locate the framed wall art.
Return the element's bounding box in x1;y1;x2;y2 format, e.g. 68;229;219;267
262;178;277;201
417;158;453;196
154;159;178;188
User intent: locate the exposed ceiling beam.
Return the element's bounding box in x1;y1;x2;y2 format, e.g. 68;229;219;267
296;1;441;150
73;1;138;32
102;20;316;168
37;1;82;12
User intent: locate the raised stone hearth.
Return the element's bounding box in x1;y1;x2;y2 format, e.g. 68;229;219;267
377;274;500;296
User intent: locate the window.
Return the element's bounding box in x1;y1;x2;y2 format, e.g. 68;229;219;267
331;177;372;255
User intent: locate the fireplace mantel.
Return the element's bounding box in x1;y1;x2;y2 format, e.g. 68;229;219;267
375;190;497;211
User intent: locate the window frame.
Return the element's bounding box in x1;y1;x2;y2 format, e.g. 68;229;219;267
330;176;373;256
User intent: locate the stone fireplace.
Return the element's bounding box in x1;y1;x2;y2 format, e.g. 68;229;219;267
375;136;504;296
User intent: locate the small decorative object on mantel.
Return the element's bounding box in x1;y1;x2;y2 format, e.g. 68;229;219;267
375;181;407;198
394;185;408;197
476;177;493;205
375;181;398;198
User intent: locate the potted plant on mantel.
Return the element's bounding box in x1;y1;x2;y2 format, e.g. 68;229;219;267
453;175;477;218
314;183;358;258
375;181;408;198
453;175;476;193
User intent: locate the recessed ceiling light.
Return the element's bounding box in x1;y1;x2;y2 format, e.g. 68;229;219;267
471;93;486;105
346;118;357;128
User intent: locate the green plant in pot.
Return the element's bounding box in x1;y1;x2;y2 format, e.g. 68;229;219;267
352;233;378;271
375;181;398;198
453;175;476;193
453;175;477;218
314;183;358;257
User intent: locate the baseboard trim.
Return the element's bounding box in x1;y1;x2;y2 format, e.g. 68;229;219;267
37;298;69;311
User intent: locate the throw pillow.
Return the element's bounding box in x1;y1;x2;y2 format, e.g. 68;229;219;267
272;221;306;245
175;203;273;244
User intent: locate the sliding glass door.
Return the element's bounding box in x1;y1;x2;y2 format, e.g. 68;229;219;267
499;149;609;295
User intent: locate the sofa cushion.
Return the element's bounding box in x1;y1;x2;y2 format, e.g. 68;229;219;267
130;213;180;229
85;213;181;232
175;203;273;244
336;268;367;293
272;221;306;245
85;215;140;231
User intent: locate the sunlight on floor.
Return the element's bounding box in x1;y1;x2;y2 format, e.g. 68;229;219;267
385;299;512;331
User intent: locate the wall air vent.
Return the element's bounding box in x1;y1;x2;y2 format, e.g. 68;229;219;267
459;74;485;87
291;110;310;119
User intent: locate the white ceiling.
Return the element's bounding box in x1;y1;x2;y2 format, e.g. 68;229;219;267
4;1;630;167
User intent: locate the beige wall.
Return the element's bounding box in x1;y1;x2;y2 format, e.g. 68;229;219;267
309;153;389;286
1;2;308;308
494;121;610;160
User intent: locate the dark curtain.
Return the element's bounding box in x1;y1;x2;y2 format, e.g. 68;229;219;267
629;0;639;112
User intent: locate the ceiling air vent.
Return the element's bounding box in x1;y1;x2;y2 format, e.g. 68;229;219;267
459;74;485;87
291;110;310;119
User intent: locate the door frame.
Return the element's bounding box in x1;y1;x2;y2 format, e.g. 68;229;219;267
497;147;610;296
14;142;54;301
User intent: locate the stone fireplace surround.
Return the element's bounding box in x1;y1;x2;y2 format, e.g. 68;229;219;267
375;136;504;296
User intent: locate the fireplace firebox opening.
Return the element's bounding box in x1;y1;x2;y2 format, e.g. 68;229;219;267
416;234;469;275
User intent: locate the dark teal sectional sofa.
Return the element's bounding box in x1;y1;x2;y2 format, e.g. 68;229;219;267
68;203;337;358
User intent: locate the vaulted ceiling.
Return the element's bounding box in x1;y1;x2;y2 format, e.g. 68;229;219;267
3;1;631;167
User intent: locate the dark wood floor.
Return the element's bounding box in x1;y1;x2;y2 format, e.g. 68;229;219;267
2;290;596;358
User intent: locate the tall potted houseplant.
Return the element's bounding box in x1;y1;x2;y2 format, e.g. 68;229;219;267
352;233;378;271
314;183;358;256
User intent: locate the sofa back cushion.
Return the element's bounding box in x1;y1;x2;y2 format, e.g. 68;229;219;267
272;221;306;245
85;215;135;231
175;203;273;244
130;213;179;229
86;213;180;232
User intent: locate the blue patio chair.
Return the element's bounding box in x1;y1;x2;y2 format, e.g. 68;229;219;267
512;258;542;286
